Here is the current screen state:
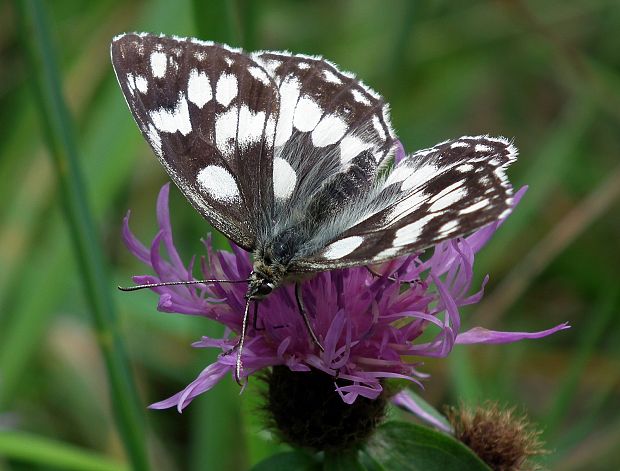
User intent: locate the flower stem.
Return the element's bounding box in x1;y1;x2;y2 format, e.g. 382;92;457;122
14;1;149;470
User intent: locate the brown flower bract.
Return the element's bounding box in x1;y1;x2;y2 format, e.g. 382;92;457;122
447;401;547;471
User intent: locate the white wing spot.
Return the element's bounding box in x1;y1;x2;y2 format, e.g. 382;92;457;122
393;216;434;247
475;143;493;153
275;76;301;146
238;105;266;150
196;165;240;202
297;62;310;70
215;73;238;106
224;57;234;67
248;66;271;85
135;75;148;94
372;115;386;140
215;107;239;156
384;165;410;186
125;74;136;95
293;96;322;132
149;94;192;135
340;135;373;164
381;105;393;137
459;199;489;215
401;163;439;191
150;51;167;78
351;89;371;105
451;141;469;149
457;163;474;172
375;247;400;260
265;115;276;147
259;58;282;76
428;186;467;212
311;114;348;147
439;220;459;236
425;180;466;213
187;69;212;108
323;236;364;260
273;157;297;200
322;69;342;84
387;191;428;224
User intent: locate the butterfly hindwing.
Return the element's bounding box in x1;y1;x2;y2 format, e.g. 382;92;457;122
292;136;518;270
111;33;280;250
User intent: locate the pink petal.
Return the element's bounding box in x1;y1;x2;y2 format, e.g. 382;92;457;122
392;390;452;433
455;322;570;345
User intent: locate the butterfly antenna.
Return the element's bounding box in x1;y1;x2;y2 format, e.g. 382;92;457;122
235;296;252;386
118;278;248;291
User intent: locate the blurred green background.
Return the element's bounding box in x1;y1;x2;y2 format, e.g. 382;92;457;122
1;0;619;470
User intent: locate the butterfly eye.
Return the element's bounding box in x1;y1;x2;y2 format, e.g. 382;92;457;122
263;255;272;265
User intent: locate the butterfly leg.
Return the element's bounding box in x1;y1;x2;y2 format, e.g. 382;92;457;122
252;301;265;331
366;266;421;285
366;265;395;280
295;282;325;352
234;297;253;386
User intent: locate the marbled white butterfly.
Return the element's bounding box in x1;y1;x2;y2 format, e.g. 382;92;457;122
112;33;517;381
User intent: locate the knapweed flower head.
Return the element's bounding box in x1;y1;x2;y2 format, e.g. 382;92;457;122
123;182;568;421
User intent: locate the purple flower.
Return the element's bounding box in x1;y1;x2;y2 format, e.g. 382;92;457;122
122;183;568;413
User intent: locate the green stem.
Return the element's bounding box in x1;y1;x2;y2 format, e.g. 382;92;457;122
14;1;149;470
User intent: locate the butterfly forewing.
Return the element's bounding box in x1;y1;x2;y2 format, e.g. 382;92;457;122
250;51;395;234
293;136;517;270
111;33;280;250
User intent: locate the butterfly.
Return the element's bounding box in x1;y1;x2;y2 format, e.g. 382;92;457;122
111;33;517;381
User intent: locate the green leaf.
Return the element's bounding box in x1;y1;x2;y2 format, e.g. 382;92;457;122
324;450;366;471
251;451;321;471
358;450;386;471
365;421;490;471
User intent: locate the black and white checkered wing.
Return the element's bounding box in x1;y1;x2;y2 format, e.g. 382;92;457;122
111;33;279;250
251;50;395;224
294;136;518;270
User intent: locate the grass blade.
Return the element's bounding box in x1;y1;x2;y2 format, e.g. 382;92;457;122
0;431;129;471
14;0;149;469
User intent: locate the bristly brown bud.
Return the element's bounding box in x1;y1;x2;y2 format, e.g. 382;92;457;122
261;366;388;452
446;401;547;471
